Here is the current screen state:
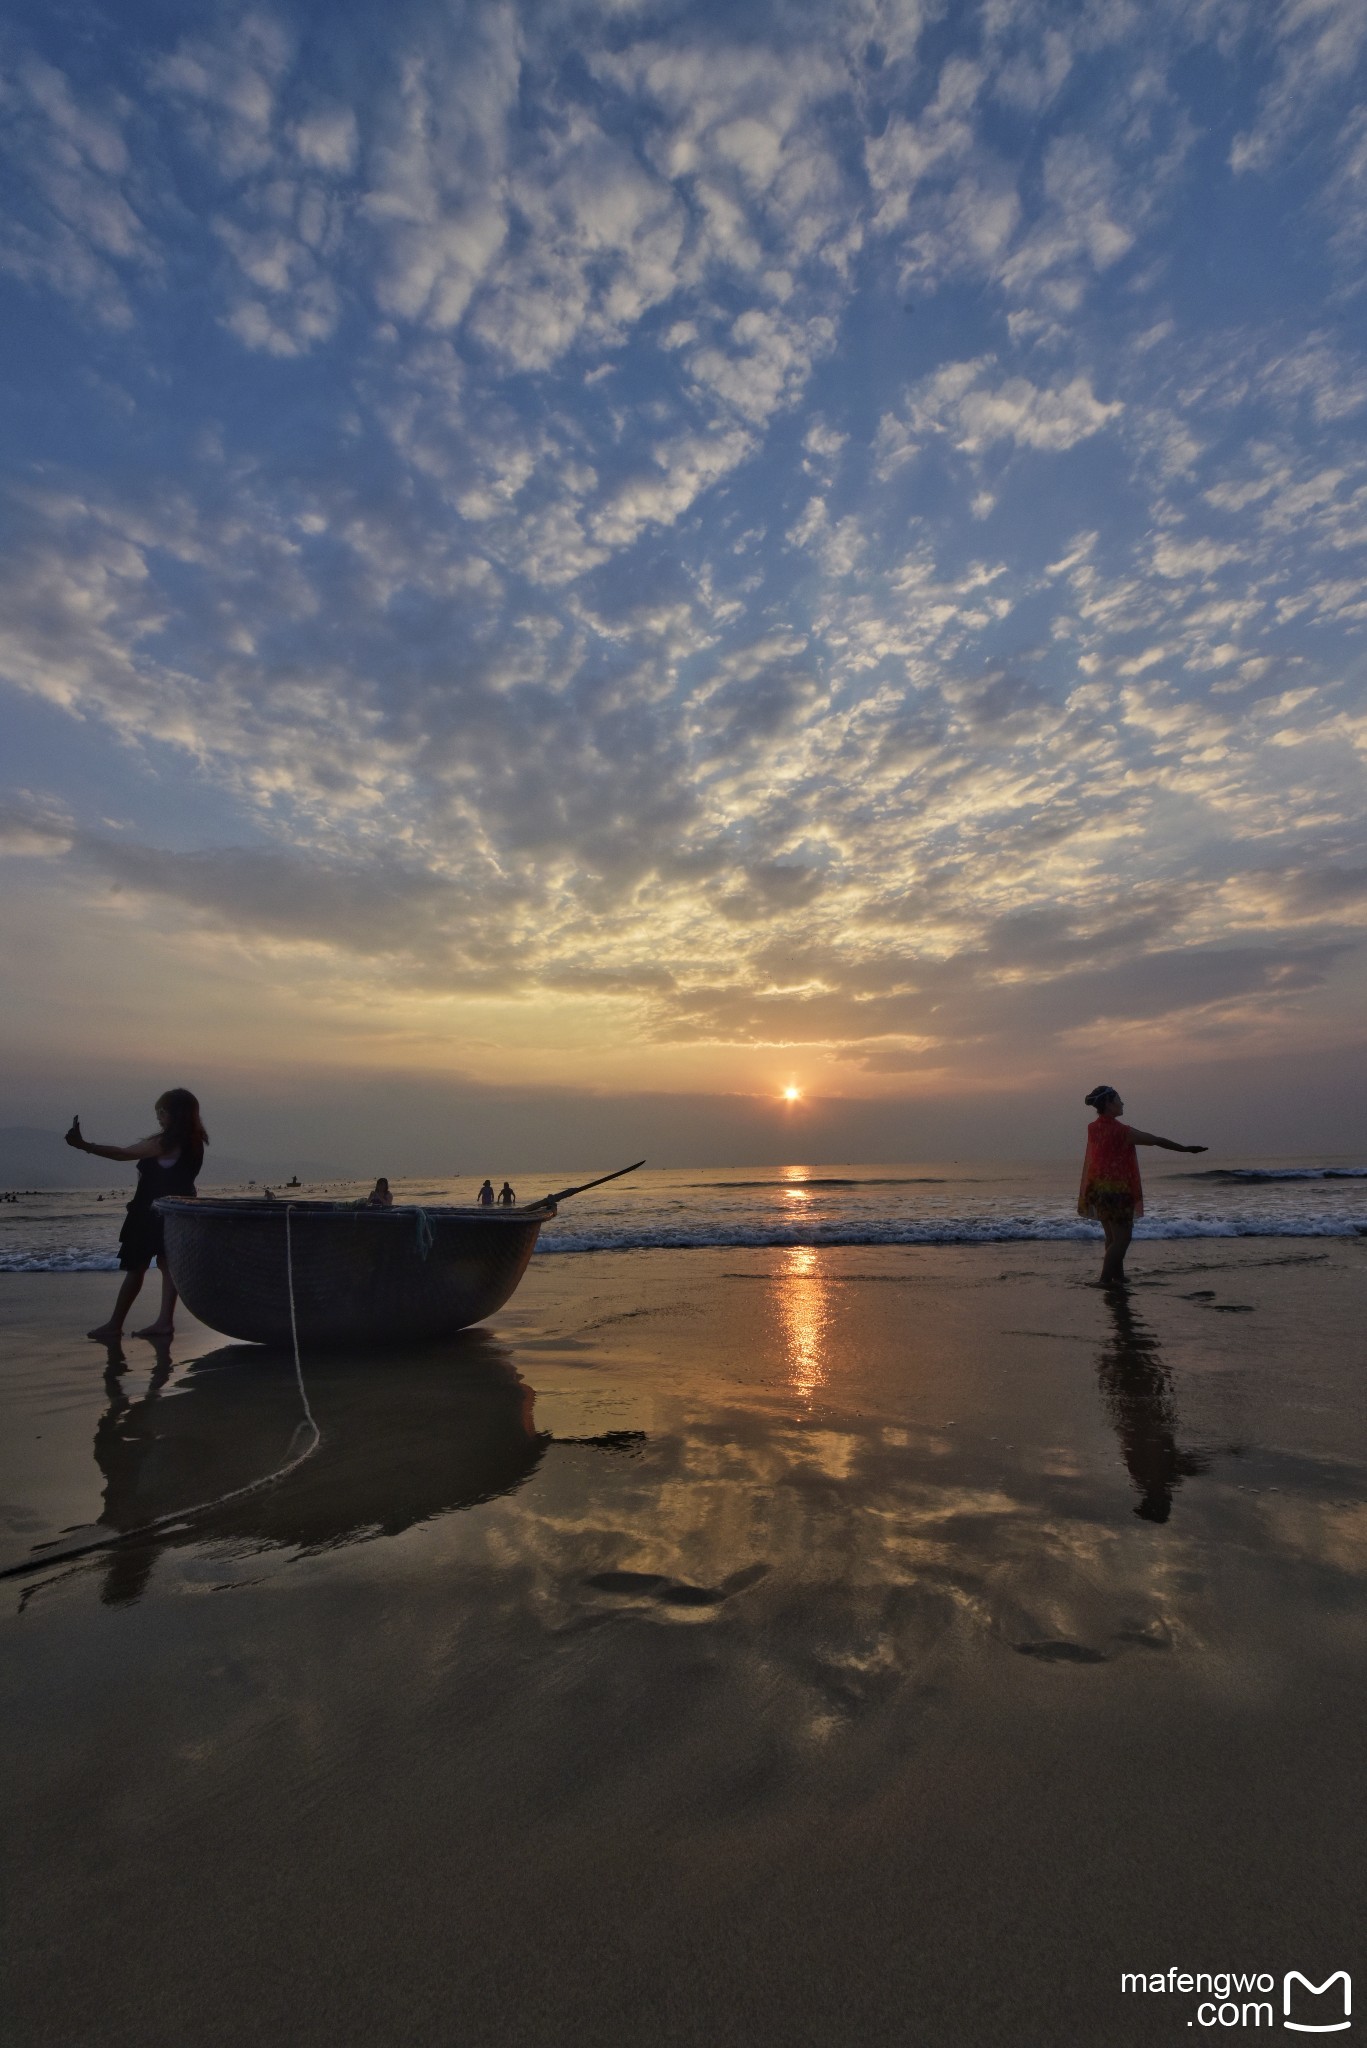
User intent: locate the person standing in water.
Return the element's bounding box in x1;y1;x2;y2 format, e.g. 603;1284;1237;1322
477;1179;495;1206
66;1089;208;1342
497;1181;516;1207
1078;1085;1206;1285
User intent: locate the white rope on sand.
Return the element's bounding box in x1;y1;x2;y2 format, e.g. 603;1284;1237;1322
284;1202;318;1448
1;1205;321;1585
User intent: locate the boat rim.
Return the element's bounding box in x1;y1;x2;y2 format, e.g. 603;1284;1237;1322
154;1196;553;1219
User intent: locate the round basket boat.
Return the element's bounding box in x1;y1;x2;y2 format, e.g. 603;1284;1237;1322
155;1197;552;1348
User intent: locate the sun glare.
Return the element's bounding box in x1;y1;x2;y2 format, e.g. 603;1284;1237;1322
782;1085;802;1102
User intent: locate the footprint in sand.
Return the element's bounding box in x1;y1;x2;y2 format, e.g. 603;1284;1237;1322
1012;1640;1110;1664
1012;1621;1174;1664
583;1562;770;1609
584;1570;669;1595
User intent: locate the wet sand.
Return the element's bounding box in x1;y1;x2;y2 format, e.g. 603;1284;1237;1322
3;1241;1365;2046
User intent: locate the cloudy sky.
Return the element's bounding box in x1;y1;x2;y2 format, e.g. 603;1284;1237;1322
2;0;1365;1160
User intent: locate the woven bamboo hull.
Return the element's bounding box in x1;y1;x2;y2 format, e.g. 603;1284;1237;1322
155;1199;549;1347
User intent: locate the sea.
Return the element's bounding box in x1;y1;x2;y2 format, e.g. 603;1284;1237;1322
1;1159;1364;1271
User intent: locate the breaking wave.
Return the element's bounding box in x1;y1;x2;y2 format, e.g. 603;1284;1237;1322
542;1215;1365;1253
1180;1166;1367;1183
0;1250;121;1273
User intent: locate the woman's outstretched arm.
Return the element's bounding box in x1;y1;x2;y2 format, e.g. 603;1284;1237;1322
65;1118;166;1162
1128;1129;1207;1153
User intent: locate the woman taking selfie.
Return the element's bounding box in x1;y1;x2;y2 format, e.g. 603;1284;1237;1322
66;1089;208;1343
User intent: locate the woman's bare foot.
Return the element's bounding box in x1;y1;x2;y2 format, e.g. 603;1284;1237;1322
87;1323;124;1341
132;1322;175;1340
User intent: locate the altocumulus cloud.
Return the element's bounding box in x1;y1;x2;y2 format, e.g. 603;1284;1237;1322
0;0;1365;1098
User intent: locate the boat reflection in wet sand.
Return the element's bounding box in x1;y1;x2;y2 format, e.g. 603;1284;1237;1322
90;1336;642;1604
155;1162;644;1347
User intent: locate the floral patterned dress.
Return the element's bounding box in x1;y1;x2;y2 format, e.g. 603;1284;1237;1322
1078;1116;1144;1221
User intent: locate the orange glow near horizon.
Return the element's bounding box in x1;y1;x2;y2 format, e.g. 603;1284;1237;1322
782;1085;802;1102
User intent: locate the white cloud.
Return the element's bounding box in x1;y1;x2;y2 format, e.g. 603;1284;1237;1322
863;41;1190;320
149;19;362;354
864;57;985;232
893;357;1123;458
1260;335;1367;425
294;104;358;174
803;419;847;460
0;56;151;323
593;38;856;280
1230;0;1367;174
213;205;342;353
363;18;519;331
992;27;1074;113
686;307;835;425
510;502;610;586
786;496;867;578
1324;102;1367;276
1151;534;1243;580
590;429;755;549
995;135;1135;311
0;798;75;858
150;15;293;178
469;112;685;370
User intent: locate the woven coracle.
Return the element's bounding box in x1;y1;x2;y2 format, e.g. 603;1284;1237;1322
155;1198;550;1347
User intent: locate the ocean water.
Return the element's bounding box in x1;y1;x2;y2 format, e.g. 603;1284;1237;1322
1;1158;1364;1271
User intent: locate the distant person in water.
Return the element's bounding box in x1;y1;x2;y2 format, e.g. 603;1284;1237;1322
1078;1086;1206;1285
497;1181;516;1207
66;1089;208;1343
364;1177;394;1208
477;1179;495;1206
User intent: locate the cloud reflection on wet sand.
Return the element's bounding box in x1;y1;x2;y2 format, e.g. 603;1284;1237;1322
3;1248;1366;2047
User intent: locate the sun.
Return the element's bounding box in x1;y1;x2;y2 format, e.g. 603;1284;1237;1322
781;1085;802;1103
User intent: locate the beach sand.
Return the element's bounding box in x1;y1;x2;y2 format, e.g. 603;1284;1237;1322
3;1241;1365;2046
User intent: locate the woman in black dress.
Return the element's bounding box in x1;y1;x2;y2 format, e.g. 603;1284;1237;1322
66;1089;208;1343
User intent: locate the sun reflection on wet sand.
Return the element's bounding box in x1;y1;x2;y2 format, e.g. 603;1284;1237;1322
775;1245;831;1399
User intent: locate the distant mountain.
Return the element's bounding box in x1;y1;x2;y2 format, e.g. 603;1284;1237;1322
0;1128;341;1191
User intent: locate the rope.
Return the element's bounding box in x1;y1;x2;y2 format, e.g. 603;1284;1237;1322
285;1204;318;1444
1;1206;322;1585
414;1207;434;1260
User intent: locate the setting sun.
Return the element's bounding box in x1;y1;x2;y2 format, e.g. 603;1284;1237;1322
782;1086;802;1103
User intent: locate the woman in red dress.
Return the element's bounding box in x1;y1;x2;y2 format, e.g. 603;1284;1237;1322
1078;1085;1206;1284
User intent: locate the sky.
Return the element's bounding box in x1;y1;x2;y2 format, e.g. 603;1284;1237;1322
1;0;1365;1167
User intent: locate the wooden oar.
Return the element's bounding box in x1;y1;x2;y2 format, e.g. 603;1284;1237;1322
528;1159;646;1210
